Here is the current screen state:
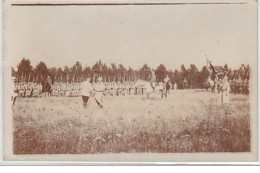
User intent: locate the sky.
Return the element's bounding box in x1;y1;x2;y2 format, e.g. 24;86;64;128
5;1;257;71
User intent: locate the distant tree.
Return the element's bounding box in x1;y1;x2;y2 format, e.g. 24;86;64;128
111;63;117;82
198;66;210;88
118;64;127;82
188;64;199;88
172;70;181;88
49;67;57;83
72;61;83;82
63;66;70;82
16;58;33;82
140;64;151;81
200;66;210;80
155;64;167;82
34;61;48;82
126;67;135;82
92;60;103;81
83;65;92;80
56;67;64;82
180;64;188;81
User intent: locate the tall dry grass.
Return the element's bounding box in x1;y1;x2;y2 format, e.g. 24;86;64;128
13;91;250;154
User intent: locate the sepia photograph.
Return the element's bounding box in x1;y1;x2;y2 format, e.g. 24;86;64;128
2;0;258;163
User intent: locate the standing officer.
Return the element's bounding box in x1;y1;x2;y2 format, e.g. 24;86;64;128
94;77;105;108
221;76;230;104
80;78;93;108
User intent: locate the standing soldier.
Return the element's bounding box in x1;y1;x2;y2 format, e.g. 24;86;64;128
94;77;105;108
221;76;230;104
46;76;52;96
11;77;18;107
80;78;93;108
164;75;172;94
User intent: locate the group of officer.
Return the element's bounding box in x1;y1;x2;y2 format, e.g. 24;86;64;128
229;78;249;94
213;77;249;95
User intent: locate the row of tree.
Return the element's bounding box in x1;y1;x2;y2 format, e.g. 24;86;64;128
12;58;250;89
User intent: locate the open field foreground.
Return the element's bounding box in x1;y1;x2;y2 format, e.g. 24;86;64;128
13;91;250;154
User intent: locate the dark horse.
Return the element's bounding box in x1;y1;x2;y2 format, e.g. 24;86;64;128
41;80;52;97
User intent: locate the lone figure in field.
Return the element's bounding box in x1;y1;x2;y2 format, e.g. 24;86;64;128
80;78;93;108
221;76;230;104
11;76;18;107
94;77;105;108
164;75;172;94
44;76;52;97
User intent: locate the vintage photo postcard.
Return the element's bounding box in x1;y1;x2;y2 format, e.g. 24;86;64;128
2;0;258;164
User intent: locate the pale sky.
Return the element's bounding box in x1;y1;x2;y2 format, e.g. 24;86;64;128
5;1;257;71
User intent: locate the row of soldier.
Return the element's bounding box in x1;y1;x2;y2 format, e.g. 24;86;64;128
14;80;160;98
211;78;249;94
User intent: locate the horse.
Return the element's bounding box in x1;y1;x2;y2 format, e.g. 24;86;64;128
134;80;167;99
41;81;52;97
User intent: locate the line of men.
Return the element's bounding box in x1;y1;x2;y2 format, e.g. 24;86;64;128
213;77;249;94
81;75;172;109
13;80;160;98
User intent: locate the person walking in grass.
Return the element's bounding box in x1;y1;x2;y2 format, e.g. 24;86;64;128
221;76;230;104
80;77;93;108
94;77;105;108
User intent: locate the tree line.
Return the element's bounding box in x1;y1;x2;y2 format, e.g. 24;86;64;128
12;58;250;89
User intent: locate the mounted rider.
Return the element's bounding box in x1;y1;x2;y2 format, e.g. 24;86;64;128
164;75;172;94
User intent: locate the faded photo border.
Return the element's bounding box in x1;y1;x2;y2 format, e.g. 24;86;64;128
1;0;259;164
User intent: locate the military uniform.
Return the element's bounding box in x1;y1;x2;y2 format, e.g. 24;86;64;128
94;77;105;108
81;79;93;108
221;77;230;104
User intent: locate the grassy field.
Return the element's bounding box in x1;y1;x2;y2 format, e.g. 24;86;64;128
13;91;250;154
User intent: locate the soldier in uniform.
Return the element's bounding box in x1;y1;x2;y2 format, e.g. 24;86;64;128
221;76;230;104
94;77;105;108
45;76;52;96
80;78;93;108
164;75;172;94
11;77;18;106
